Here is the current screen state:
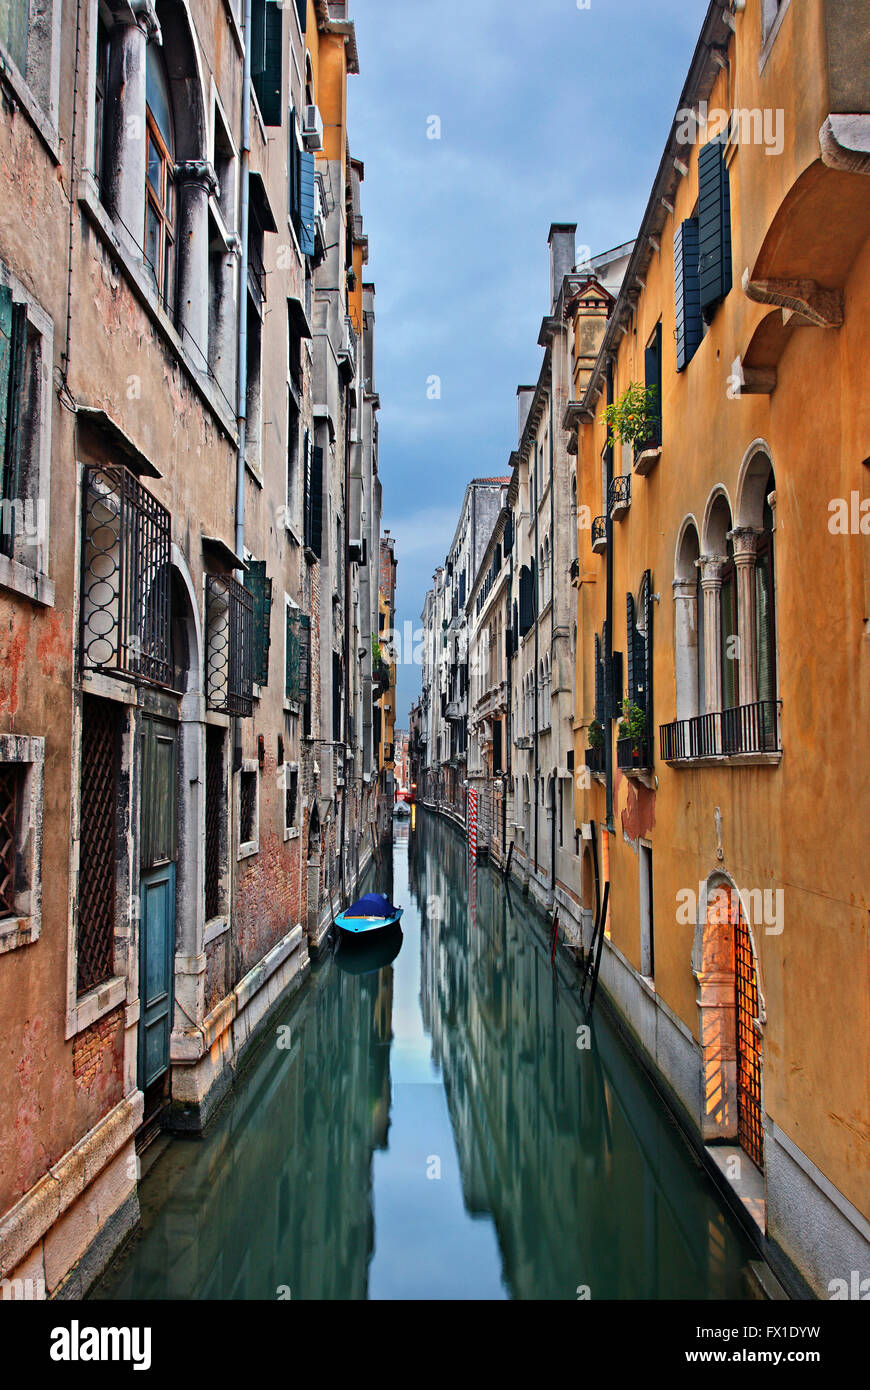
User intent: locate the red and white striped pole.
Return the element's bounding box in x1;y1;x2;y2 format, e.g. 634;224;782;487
467;788;478;862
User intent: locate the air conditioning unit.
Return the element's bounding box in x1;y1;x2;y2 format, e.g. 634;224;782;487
302;104;324;152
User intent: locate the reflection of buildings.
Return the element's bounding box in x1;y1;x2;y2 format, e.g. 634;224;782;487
410;809;753;1300
98;908;395;1301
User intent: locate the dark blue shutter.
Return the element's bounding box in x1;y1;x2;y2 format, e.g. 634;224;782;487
698;138;732;320
298;151;316;257
674;218;703;371
503;513;513;552
288;107;298;219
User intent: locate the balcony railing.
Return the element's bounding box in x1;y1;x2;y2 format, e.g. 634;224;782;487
591;516;607;554
617;736;652;773
585;745;605;774
608;474;631;518
660;700;781;762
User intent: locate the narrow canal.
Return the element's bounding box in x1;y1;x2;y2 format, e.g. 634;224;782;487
94;809;761;1301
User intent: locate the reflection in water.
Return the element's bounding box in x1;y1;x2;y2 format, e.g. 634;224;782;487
95;810;758;1301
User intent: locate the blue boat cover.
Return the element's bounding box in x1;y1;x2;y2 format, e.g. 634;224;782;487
344;892;396;919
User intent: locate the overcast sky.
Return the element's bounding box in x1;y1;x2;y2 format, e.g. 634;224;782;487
346;0;709;725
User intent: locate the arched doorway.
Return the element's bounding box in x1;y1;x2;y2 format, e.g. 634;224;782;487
693;877;765;1168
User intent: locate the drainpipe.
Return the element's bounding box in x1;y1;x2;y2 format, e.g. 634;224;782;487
604;357;615;834
549;376;555;899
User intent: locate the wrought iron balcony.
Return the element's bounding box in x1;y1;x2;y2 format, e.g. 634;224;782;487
633;415;662;475
617;736;652;773
585;745;605;774
660;700;781;762
608;474;631;518
569;556;580;583
591;516;607;554
80;464;172;687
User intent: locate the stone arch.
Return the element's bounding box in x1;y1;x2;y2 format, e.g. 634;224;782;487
701;487;733;556
692;872;766;1166
674;518;702;720
674;514;701;581
156;0;208;163
735;439;777;530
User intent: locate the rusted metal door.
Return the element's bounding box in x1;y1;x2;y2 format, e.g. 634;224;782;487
138;716;177;1090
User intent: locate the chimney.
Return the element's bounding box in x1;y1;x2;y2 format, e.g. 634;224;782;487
549;223;577;309
517;385;535;441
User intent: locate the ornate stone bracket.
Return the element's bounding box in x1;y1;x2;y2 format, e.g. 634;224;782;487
175;159;220;198
741;268;844;329
819;114;870;177
109;0;161;41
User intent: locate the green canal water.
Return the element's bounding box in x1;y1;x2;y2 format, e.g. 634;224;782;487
94;809;761;1301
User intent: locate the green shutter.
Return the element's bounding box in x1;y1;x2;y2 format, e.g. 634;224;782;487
244;560;272;687
298;614;311;702
674;218;703;371
286;606;299;700
252;1;283;126
698;138;732;320
594;633;603;726
519;565;533;636
309;443;323;558
298;151;316;256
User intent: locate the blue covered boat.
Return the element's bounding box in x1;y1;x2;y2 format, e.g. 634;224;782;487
334;892;403;936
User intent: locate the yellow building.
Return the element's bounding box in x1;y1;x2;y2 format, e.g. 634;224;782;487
571;0;869;1297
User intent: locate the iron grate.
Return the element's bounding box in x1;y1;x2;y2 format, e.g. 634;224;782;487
0;765;18;915
77;696;119;995
204;728;224;921
735;906;764;1169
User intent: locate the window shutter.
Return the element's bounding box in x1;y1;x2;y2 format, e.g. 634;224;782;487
519;565;533;636
288;108;299;220
503;513;513;552
295;0;307;33
0;286;13;475
0;295;26;548
244;561;272;687
698;138;732;320
286;605;298;701
298;614;311;703
332;652;342;742
298;151;316;257
594;633;603;725
303;428;311;546
253;1;283;126
602;620;613;718
309;443;323;557
626;593;637;703
674;219;703;371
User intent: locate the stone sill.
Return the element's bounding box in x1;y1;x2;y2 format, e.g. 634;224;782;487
204;915;229;947
0;48;60;162
665;752;782;769
77;174;238;444
0;914;39;955
238;840;259;861
633;444;662;477
610;502;630;521
0;552;55;608
65;975;127;1041
706;1144;766;1233
283;826;300;842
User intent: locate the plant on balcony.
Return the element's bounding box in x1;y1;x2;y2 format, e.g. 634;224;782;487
617;699;647;753
605;382;660;451
588;719;604;750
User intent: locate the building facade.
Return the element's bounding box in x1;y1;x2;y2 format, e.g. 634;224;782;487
412;0;869;1299
0;0;392;1298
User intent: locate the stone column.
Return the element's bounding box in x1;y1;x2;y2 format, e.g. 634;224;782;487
673;577;700;720
175;160;220;365
730;527;763;708
697;555;728;715
104;1;160;254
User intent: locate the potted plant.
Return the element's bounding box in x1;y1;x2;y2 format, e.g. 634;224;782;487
605;381;660;453
588;719;604;749
617;699;647;762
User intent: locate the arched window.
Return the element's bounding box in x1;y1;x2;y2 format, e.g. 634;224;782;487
674;521;702;721
753;467;777;710
145;48;177;307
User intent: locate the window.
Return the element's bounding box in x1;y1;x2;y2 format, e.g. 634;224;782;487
720;537;739;711
0;734;44;954
639;842;654;979
303;432;323;557
674;219;703;371
205;574;256;717
77;697;120;993
755;486;777;711
93;16;111;201
283;763;299;839
0;0;61;127
288;109;317;256
144;49;177;311
238;764;259;856
244;560;273;687
0;273;52;593
204;727;226;921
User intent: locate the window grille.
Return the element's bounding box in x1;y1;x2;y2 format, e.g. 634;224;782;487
206;574;255;717
0;765;18;916
81;464;171;686
77;696;119;995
